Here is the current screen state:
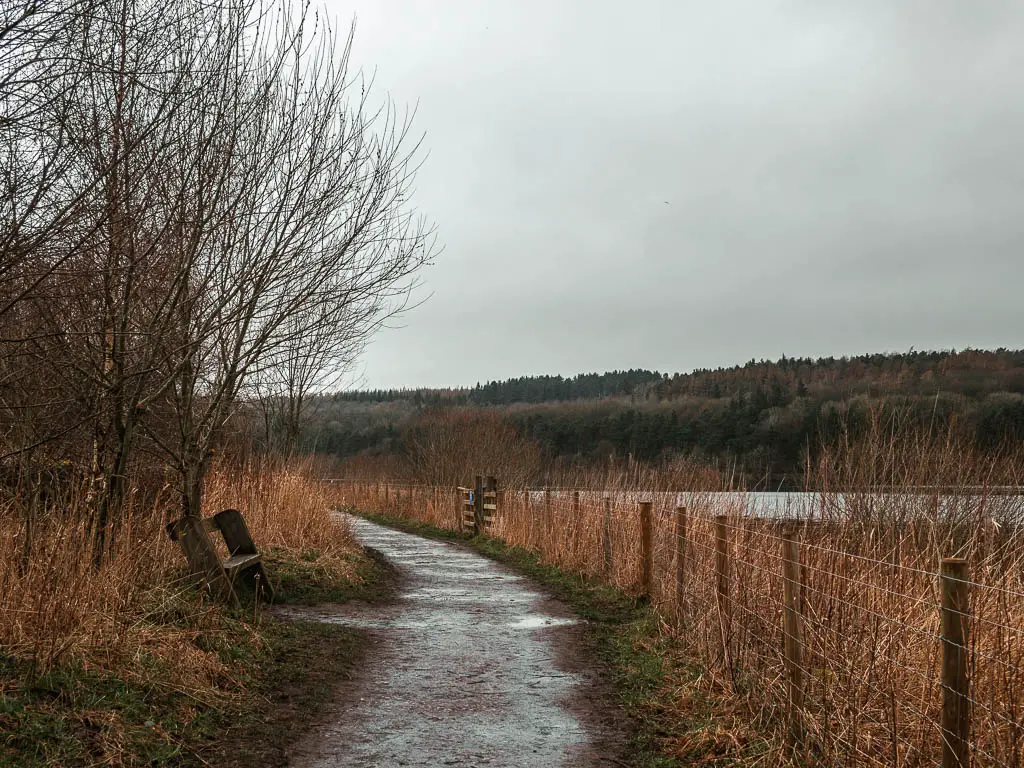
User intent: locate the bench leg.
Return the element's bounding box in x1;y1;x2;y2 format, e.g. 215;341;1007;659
254;563;276;602
227;562;276;603
177;518;239;607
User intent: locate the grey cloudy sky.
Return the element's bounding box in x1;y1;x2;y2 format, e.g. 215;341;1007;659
330;0;1024;389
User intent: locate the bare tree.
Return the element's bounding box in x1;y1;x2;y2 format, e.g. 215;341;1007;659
253;307;365;456
16;0;267;562
0;1;434;592
253;276;418;455
151;8;433;521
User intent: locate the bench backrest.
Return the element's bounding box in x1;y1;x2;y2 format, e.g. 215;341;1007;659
210;508;258;556
167;509;258;557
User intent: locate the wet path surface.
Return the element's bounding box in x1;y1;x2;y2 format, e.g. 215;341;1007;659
276;516;626;767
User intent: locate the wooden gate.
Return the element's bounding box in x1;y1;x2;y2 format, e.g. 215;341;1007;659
458;475;498;534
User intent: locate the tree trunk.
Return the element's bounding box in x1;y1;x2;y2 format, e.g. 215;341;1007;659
93;439;129;568
182;454;206;519
177;453;237;605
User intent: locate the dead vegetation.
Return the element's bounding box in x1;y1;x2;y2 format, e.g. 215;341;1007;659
340;416;1024;767
0;461;357;684
0;2;428;760
0;460;370;766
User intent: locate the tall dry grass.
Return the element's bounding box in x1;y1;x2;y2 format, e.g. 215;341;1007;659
206;457;357;559
0;460;356;696
344;420;1024;767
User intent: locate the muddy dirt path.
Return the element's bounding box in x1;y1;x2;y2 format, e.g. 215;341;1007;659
275;516;628;767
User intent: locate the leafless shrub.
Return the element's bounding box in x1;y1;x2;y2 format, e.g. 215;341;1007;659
402;407;541;488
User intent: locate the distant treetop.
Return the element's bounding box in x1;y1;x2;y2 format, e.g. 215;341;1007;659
331;369;663;404
329;349;1024;406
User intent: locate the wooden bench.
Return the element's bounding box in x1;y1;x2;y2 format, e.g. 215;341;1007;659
167;509;275;601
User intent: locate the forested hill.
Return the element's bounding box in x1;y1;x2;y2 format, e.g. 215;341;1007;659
335;350;1024;406
305;349;1024;483
655;349;1024;401
335;369;665;404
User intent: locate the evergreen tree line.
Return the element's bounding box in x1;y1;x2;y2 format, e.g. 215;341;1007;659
330;369;664;404
302;349;1024;486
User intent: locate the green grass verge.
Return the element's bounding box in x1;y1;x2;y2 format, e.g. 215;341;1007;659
264;545;397;605
358;509;689;768
0;548;396;768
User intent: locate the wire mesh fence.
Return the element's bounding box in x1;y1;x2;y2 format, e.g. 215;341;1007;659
326;477;1024;768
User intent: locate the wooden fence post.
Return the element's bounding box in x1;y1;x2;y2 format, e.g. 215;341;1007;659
781;526;805;750
572;490;581;558
715;515;732;665
639;501;653;597
674;505;687;622
453;486;460;531
384;482;389;509
485;475;497;530
603;496;613;578
941;557;970;768
473;475;484;534
544;487;552;543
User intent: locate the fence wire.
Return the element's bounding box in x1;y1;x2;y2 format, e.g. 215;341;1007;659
328;479;1024;768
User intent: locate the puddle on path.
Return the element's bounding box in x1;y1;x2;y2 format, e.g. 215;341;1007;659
278;516;624;767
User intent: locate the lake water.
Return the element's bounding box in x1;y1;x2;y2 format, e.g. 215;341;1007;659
523;489;1024;520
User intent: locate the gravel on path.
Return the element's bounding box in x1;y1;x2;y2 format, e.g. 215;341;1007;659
274;516;628;767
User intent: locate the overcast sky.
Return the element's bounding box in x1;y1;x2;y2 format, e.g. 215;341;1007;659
328;0;1024;389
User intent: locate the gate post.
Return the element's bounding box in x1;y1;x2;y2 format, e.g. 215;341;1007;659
473;474;484;533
